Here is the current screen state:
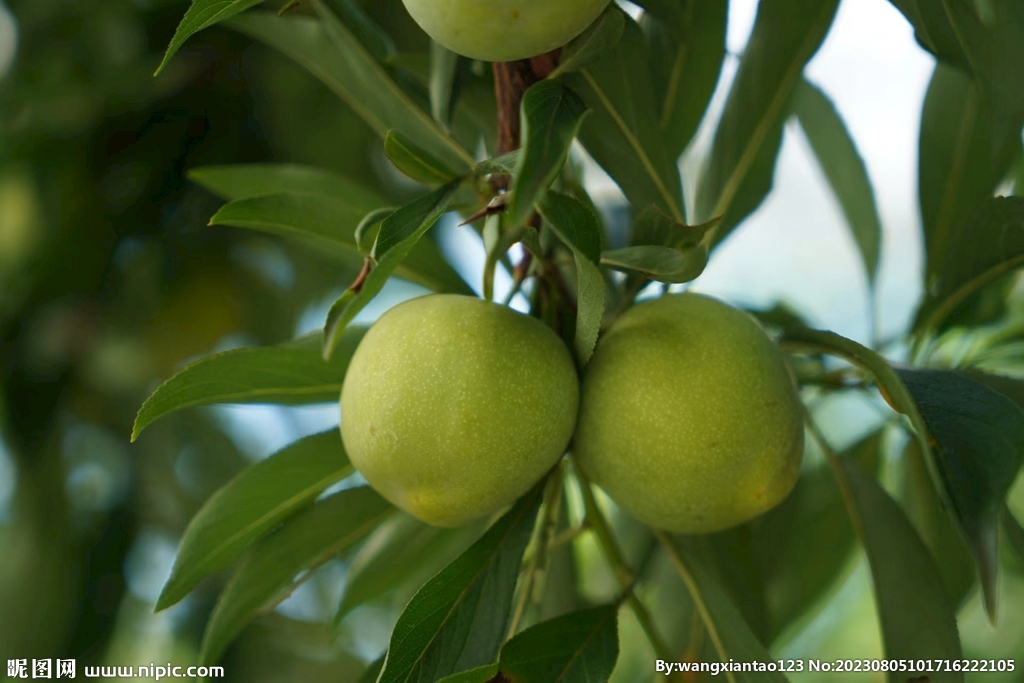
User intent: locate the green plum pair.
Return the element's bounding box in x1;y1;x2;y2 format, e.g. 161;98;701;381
340;292;804;533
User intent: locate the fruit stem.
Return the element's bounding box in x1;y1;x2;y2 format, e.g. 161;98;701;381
574;465;682;680
508;468;563;638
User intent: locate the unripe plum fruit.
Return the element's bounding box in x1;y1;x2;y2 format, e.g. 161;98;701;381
340;294;579;527
573;293;804;533
401;0;612;62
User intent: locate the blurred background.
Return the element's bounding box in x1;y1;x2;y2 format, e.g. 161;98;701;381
1;0;1022;681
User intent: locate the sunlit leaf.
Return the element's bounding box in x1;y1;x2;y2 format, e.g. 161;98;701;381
508;82;589;229
376;486;543;683
563;10;684;221
831;456;964;682
226;8;474;174
697;0;839;242
323;181;459;358
200;487;393;664
132;329;365;441
156;0;265;76
156;431;352;611
793;78;882;283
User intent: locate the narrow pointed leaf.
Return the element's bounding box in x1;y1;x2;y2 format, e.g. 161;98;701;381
645;0;728;159
209;191;470;294
323;182;459;357
831;456;964;681
499;605;619;683
377;486;544;683
200;486;393;664
793;79;882;283
885;0;971;70
601;245;708;284
189;163;384;208
335;514;484;623
538;192;606;365
156;0;264;76
156;431;352;611
384;130;460;185
226;9;473;174
508;82;589;229
697;0;839;241
551;7;626;78
429;41;459;130
563;11;684;221
893;366;1024;619
656;534;789;682
132;329;365;441
916;196;1024;333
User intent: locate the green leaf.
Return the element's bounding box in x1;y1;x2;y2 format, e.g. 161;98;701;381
508;82;589;229
1004;505;1024;564
429;41;459;130
436;665;499;683
755;432;882;641
563;10;685;221
226;9;473;174
793;79;882;283
893;366;1024;620
916;196;1024;333
384;130;460;185
209;191;470;294
550;7;626;78
189;163;384;208
476;151;521;177
320;0;396;64
885;0;971;71
335;514;483;623
656;534;789;683
358;657;387;683
499;605;619;683
323;181;459;358
200;486;393;664
156;431;352;611
696;0;840;242
645;0;728;159
831;456;964;682
155;0;265;76
538;192;607;365
376;485;544;683
917;64;1022;321
600;245;707;284
132;330;365;441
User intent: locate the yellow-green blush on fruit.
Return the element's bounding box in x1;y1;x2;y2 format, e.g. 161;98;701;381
401;0;611;62
573;293;804;534
340;294;579;527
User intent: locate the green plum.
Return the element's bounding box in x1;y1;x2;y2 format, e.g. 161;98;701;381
340;294;579;527
401;0;611;62
574;293;804;533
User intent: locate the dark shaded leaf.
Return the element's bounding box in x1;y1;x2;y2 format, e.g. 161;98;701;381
551;7;626;78
200;487;393;664
156;431;352;611
156;0;264;75
384;130;460;185
793;79;882;283
916;196;1024;333
377;486;544;683
323;181;459;358
499;605;618;683
563;11;685;221
831;456;964;682
885;0;971;70
894;366;1024;619
508;82;589;229
644;0;728;158
132;330;365;441
697;0;839;242
227;9;474;174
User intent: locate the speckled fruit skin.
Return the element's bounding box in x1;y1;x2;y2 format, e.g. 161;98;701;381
340;294;579;527
402;0;611;62
574;293;804;534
